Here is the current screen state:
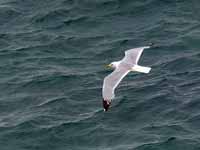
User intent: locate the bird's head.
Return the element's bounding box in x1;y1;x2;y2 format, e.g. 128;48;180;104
106;61;120;69
103;99;111;111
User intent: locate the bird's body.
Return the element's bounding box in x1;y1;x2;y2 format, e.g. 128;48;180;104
102;46;151;111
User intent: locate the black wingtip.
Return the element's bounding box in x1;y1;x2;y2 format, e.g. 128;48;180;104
102;99;111;112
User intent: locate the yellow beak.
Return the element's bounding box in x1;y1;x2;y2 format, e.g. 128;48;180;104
105;64;112;68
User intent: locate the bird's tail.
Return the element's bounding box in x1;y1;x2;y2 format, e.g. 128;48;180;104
131;65;151;73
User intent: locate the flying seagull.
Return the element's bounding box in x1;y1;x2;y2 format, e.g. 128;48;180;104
102;46;151;111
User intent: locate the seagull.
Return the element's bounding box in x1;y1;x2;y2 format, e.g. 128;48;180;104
102;46;151;111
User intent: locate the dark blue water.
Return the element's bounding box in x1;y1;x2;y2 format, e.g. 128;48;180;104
1;0;200;149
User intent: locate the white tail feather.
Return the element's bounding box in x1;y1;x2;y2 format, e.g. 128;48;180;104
131;65;151;73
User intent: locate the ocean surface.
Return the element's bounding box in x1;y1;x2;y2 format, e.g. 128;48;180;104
0;0;200;149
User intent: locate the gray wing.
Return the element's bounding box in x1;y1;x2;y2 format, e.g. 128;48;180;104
122;46;150;65
102;65;130;101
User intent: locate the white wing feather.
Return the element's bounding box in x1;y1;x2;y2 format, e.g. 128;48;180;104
102;64;130;100
122;46;150;65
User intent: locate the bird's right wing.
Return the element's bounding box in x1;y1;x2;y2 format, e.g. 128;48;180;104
102;65;130;100
123;46;150;65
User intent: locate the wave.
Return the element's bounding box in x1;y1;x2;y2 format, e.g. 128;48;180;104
0;6;21;25
134;137;200;150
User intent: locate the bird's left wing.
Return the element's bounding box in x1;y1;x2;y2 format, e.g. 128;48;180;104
102;65;130;100
123;46;150;65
